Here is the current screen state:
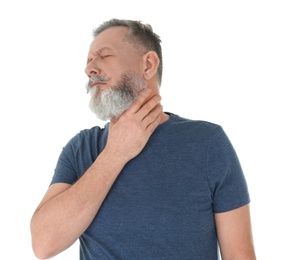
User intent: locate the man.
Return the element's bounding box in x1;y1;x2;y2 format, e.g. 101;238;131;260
30;19;256;259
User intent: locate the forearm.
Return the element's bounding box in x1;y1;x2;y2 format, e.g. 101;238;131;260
31;148;126;259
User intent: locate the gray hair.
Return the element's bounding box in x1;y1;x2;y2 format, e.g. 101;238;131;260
93;18;163;86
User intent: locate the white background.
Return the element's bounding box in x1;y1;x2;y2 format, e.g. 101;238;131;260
0;0;283;259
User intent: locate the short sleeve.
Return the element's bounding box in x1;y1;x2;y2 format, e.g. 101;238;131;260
50;134;81;185
206;126;250;213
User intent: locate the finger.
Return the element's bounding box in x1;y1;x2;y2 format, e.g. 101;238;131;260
145;109;162;134
127;88;152;114
137;94;161;120
142;103;163;128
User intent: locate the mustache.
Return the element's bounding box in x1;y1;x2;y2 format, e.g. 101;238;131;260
86;76;109;93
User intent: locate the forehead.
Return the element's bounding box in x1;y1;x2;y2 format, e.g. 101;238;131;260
89;26;129;52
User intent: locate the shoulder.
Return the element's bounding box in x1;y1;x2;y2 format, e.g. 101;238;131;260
77;123;109;140
166;112;223;140
64;123;109;152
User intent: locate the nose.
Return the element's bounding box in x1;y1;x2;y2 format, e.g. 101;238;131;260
85;60;101;77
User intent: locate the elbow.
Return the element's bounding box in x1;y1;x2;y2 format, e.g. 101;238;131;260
32;234;62;259
32;244;50;259
32;249;49;260
31;236;57;260
30;221;58;259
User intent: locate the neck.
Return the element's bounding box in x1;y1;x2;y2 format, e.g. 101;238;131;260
159;112;170;125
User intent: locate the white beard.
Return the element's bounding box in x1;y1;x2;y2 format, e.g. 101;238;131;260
87;72;147;121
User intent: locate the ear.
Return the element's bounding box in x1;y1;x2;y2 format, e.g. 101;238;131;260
142;51;160;81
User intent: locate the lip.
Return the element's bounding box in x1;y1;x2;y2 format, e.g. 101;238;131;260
91;82;106;87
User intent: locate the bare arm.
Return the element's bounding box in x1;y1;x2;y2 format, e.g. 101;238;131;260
30;90;162;259
215;204;256;260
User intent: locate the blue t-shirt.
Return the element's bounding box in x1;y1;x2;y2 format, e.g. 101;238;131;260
51;113;250;259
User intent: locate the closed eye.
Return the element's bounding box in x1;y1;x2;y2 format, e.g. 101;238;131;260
100;54;112;59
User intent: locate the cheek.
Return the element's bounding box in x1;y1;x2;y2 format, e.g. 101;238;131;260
121;54;143;70
105;56;144;80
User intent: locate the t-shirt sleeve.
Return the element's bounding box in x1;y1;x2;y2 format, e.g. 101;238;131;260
50;134;80;186
206;126;250;213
